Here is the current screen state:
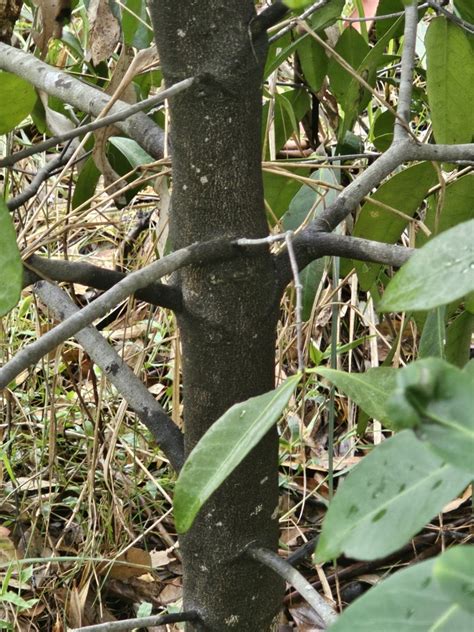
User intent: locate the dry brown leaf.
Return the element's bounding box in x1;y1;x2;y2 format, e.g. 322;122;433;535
442;485;472;513
99;547;152;580
33;0;71;58
150;546;177;569
159;580;182;605
87;0;121;66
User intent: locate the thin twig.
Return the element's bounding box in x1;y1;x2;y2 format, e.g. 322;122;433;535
0;77;194;168
269;0;331;43
426;0;474;34
394;0;418;142
285;231;304;372
70;611;199;632
247;546;338;628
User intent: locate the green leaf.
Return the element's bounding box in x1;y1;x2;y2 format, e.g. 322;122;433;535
297;35;327;93
327;556;473;631
0;72;37;134
453;0;474;23
72;155;100;211
309;0;344;32
379;220;474;312
315;430;471;562
426;18;474;145
283;0;313;9
446;311;474;368
174;375;302;533
419;306;446;359
353;162;437;291
122;0;153;49
0;198;22;317
316;366;397;425
387;359;474;474
263;170;307;222
418;174;474;248
328;27;369;105
434;546;474;614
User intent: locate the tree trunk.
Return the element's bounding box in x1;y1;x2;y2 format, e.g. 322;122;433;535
149;1;284;629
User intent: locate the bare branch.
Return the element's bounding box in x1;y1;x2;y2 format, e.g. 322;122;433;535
69;610;199;632
276;230;413;285
394;0;419;142
246;547;338;629
7;144;76;210
251;1;289;36
24;255;183;312
0;238;241;389
0;77;194;169
34;281;185;471
0;42;166;160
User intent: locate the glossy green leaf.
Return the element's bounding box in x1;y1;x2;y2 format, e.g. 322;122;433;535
122;0;153;49
72;155;100;210
0;198;22;317
0;72;37;134
379;220;474;312
372;109;395;152
453;0;474;23
108;136;154;167
315;430;471;562
263;170;307;222
309;0;344;32
174;375;302;533
446;311;474;368
297;35;327;93
426;18;474;145
330;17;403;138
328;556;473;631
284;0;313;9
387;359;474;474
434;546;474;614
419;306;446;359
353;162;437;291
328;27;369;105
418;174;474;248
316;366;397;425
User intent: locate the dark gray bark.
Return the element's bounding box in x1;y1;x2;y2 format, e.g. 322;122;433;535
149;1;284;629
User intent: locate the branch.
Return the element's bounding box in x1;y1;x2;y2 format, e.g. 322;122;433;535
24;255;183;312
0;42;166;160
268;0;332;43
246;547;338;629
251;1;289;37
0;77;194;169
0;238;245;390
69;610;199;632
426;0;474;34
34;281;185;471
7;144;75;211
394;0;418;142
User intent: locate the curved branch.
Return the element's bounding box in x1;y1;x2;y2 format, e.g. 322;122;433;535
394;0;418;142
0;42;166;160
24;255;183;312
69;610;199;632
34;281;185;471
0;237;243;389
246;546;338;629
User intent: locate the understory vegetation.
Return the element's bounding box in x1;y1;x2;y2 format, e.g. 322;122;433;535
0;0;473;630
